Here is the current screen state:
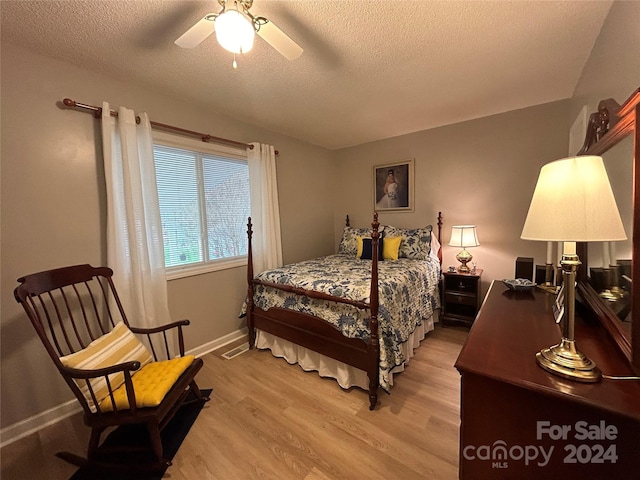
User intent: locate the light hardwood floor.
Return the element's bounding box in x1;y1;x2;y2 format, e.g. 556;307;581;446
1;324;468;480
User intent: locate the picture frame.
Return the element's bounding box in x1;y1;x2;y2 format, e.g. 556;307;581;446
373;159;414;212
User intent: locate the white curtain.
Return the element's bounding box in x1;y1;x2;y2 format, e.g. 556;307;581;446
247;143;283;273
101;102;172;334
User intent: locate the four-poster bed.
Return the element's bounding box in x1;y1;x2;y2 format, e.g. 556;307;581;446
245;212;443;409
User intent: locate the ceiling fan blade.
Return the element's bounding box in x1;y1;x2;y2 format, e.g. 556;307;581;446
175;16;216;48
257;20;303;60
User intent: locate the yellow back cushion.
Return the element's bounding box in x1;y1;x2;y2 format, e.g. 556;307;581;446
383;236;402;260
60;322;153;412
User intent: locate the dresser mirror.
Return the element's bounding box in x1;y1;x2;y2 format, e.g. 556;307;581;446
575;87;639;373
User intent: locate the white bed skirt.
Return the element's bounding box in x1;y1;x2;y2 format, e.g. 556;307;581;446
255;310;439;391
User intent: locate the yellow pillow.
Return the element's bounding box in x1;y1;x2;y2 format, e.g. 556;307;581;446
383;236;402;260
356;236;367;258
59;322;153;412
99;356;194;412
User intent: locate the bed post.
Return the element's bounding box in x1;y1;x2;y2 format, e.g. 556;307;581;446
437;211;443;266
368;212;380;410
247;217;256;349
346;214;350;227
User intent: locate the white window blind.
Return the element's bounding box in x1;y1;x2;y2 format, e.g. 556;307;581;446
153;139;250;275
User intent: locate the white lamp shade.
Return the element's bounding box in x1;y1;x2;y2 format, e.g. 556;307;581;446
449;225;480;247
215;9;255;54
521;156;626;242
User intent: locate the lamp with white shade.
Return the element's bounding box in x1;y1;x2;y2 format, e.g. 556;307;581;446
449;225;480;273
521;155;626;382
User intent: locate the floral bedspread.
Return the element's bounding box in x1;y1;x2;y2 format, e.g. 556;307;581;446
250;253;441;390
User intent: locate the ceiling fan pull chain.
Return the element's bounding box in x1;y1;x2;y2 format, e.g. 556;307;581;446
232;53;238;69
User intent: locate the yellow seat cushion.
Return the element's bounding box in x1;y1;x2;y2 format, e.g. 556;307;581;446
99;355;195;412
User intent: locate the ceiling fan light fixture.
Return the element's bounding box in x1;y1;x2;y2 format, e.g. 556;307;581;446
215;9;255;54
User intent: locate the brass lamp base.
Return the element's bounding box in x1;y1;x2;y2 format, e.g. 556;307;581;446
536;338;602;383
456;249;473;273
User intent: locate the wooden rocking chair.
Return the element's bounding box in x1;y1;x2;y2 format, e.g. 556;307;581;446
14;264;209;470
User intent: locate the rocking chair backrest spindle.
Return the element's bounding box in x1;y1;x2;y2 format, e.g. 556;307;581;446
14;263;208;469
15;264;125;360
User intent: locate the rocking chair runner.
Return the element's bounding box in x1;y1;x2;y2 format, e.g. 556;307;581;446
14;264;209;469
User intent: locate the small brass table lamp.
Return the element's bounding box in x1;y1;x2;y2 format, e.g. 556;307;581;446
449;225;480;273
521;155;626;383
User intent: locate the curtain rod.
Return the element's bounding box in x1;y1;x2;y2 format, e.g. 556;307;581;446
61;98;279;155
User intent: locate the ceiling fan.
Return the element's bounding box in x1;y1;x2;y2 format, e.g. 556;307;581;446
175;0;303;68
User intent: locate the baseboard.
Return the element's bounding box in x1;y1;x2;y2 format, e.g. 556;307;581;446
0;327;249;448
0;398;80;449
186;327;248;358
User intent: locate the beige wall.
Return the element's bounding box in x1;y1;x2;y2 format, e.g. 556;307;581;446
333;100;570;296
569;0;640;268
0;43;336;430
571;0;639;116
2;0;638;439
332;0;639;299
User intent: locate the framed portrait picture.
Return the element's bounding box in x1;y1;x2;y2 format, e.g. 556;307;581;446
373;159;414;212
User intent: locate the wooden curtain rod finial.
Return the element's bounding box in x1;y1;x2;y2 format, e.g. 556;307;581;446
62;97;103;118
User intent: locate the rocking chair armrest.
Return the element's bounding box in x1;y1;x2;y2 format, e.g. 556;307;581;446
129;319;190;335
61;360;142;379
130;320;190;358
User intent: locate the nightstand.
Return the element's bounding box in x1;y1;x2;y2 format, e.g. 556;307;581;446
441;269;483;327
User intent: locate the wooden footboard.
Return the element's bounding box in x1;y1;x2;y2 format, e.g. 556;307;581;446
246;213;381;409
245;212;443;410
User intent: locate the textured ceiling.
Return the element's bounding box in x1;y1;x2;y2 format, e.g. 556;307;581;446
1;0;613;150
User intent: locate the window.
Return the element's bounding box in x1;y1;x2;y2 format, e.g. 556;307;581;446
153;132;250;278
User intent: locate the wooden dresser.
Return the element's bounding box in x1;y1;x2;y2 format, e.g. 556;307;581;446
455;281;640;479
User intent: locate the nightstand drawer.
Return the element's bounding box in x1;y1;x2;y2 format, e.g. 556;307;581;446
444;276;479;293
444;291;477;307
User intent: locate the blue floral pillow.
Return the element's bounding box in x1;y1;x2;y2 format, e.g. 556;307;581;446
338;225;385;255
384;225;432;259
338;227;371;255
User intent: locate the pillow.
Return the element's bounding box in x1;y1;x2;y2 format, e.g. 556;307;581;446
401;226;433;259
382;235;402;260
357;237;384;260
356;236;366;258
385;225;433;259
60;322;153;412
338;227;371;255
338;225;385;255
